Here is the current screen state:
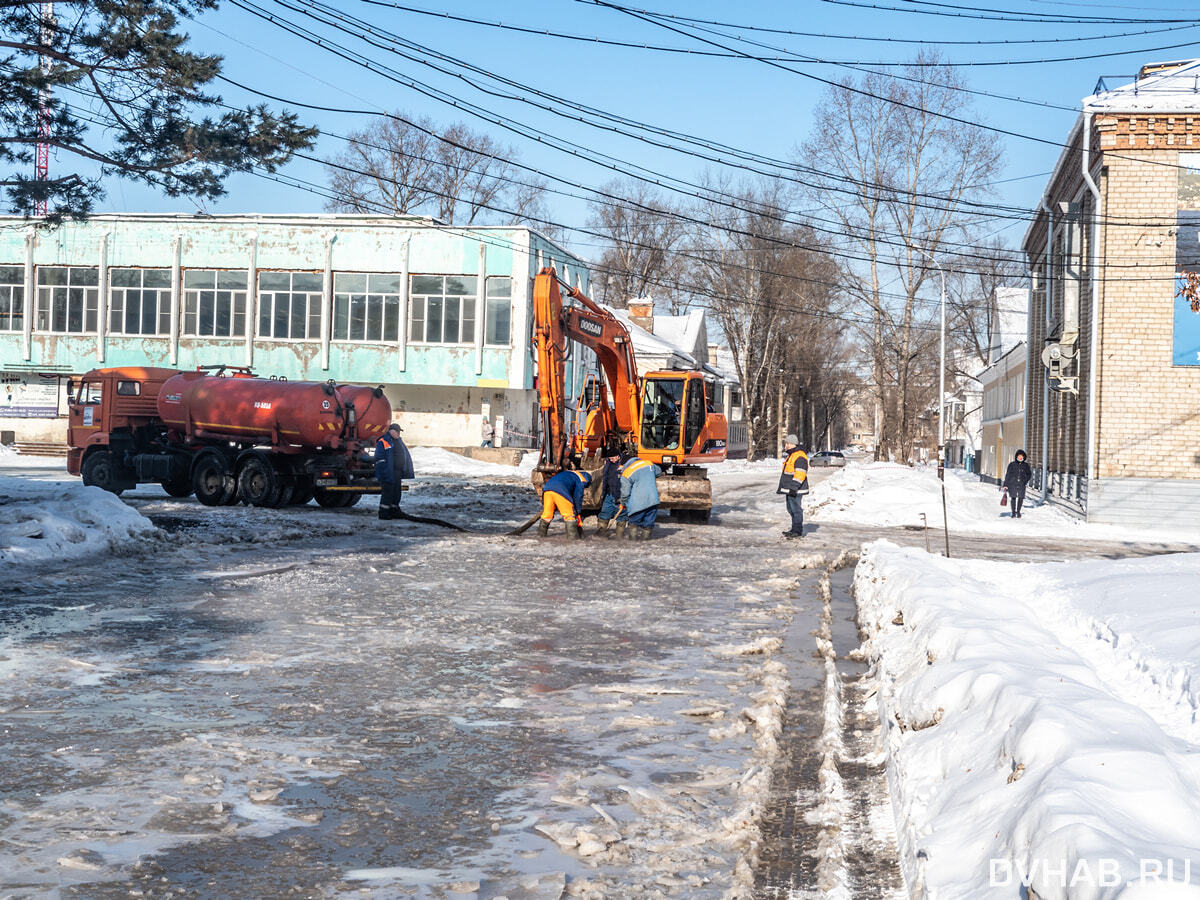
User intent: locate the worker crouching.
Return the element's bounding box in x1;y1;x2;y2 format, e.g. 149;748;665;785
617;457;662;541
538;468;592;538
595;447;625;538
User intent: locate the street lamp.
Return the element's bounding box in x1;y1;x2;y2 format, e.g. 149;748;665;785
919;248;950;558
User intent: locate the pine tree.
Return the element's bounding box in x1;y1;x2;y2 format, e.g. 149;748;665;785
0;0;316;220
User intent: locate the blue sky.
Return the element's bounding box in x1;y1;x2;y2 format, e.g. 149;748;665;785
87;0;1200;260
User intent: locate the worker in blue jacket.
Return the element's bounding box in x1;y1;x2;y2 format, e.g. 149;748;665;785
538;467;592;538
375;422;414;520
595;446;626;538
617;457;662;541
777;434;809;539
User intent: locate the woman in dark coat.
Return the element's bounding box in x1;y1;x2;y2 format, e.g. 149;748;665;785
1002;449;1033;518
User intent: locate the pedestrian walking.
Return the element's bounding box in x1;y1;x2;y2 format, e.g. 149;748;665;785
1002;449;1033;519
595;446;625;537
375;422;414;520
538;467;592;538
481;417;494;448
617;457;662;541
778;434;809;539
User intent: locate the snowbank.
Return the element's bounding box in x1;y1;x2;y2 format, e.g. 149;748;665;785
855;542;1200;898
809;462;1200;541
0;476;157;567
408;446;536;477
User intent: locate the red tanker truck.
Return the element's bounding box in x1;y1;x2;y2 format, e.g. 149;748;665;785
66;365;393;508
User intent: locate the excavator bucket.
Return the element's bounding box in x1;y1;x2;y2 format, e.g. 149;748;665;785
657;470;713;514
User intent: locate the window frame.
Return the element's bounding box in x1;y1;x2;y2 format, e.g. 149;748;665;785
331;272;403;344
35;266;100;335
0;266;24;332
182;269;250;339
483;275;512;347
408;274;478;346
257;271;324;342
108;267;174;337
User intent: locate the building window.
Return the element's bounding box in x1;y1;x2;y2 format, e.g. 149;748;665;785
109;268;173;336
333;273;401;343
36;266;99;334
183;270;249;338
485;276;512;346
409;274;477;344
258;271;323;340
0;266;23;332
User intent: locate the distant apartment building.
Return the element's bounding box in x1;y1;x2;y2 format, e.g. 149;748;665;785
1024;59;1200;525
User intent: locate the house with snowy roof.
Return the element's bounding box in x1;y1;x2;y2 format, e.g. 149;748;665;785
1023;58;1200;525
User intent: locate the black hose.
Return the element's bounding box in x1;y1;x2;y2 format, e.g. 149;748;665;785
395;510;470;532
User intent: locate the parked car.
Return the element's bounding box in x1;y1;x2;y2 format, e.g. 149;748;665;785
810;450;847;468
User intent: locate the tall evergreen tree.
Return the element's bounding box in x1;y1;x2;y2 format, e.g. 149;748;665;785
0;0;316;219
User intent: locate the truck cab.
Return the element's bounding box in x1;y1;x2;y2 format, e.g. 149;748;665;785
67;367;180;493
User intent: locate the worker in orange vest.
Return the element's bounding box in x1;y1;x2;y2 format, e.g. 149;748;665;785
538;467;592;538
778;434;809;539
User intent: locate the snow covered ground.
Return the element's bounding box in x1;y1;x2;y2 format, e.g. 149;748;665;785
808;461;1200;543
855;542;1200;898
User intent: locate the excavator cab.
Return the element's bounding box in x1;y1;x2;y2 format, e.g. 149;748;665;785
639;372;726;466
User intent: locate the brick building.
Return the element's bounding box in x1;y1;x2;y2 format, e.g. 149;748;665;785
1024;60;1200;526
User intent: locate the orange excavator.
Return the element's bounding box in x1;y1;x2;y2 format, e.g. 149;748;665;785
533;267;727;521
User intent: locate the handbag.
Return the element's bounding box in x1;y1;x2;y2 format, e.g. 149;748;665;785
1000;489;1008;507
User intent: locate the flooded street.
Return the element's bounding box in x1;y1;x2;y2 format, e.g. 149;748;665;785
5;464;1197;898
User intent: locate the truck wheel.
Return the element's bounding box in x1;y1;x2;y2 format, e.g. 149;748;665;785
270;483;294;509
193;454;235;506
290;479;315;506
313;487;340;508
161;472;193;498
341;492;362;508
81;452;125;496
238;454;280;507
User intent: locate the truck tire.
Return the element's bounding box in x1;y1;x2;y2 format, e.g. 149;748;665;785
81;451;125;496
238;454;280;507
193;454;236;506
341;492;362;508
161;472;193;498
290;478;315;506
313;487;343;508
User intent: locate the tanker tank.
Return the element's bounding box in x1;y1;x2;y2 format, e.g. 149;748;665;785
157;371;391;449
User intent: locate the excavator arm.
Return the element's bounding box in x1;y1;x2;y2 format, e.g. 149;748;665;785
534;268;641;472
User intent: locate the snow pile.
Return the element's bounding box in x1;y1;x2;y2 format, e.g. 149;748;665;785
408;446;536;477
855;541;1200;897
0;475;157;566
708;456;785;477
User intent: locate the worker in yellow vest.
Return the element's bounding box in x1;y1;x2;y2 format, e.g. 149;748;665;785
616;457;662;541
778;434;809;539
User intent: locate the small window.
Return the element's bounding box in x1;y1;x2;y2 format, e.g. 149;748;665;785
115;381;140;396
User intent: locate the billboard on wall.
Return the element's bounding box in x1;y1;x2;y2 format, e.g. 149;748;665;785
1175;153;1200;365
0;374;59;418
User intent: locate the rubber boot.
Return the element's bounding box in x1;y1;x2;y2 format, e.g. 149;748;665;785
596;518;611;538
636;526;652;541
537;519;550;537
614;521;628;540
566;520;580;539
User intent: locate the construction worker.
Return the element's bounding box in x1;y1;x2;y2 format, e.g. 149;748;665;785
617;456;662;541
375;422;414;520
778;434;809;539
538;467;592;538
595;446;625;538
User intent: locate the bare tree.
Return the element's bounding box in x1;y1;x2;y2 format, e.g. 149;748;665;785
800;53;1003;461
587;179;688;310
325;114;546;227
690;179;843;458
945;236;1025;372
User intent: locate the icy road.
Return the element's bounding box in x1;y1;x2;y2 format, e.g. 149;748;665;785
4;459;1199;899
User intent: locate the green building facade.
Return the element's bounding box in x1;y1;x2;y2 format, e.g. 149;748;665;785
0;214;592;447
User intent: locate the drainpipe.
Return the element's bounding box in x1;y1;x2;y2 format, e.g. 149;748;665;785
97;232;110;363
398;237;409;373
245;234;257;368
1081;112;1102;497
22;229;34;362
1039;197;1053;502
475;240;486;376
321;235;335;372
169;235;181;366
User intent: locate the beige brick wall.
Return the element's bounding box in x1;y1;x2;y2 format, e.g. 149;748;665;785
1026;121;1200;485
1096;145;1200;480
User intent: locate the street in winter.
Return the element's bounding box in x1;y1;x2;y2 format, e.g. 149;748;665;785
8;0;1200;896
5;449;1200;898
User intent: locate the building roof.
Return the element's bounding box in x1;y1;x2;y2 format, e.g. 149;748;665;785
606;306;698;371
647;308;706;359
1084;60;1200;114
